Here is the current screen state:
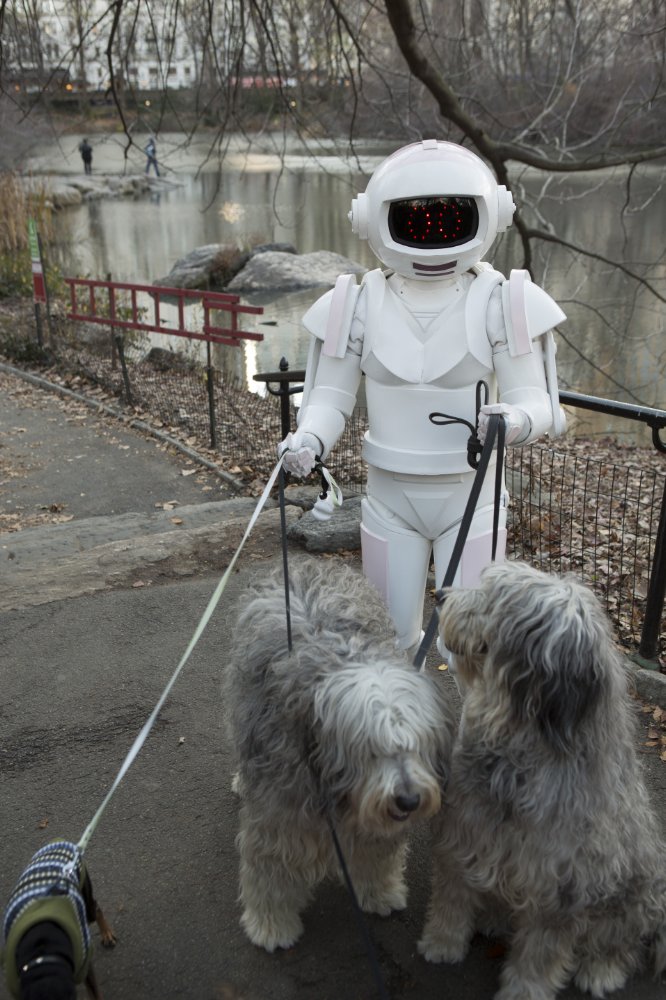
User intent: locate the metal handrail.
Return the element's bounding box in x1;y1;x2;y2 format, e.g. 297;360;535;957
560;390;666;453
255;364;665;663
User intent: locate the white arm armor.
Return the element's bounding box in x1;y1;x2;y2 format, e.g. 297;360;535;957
296;274;363;458
488;269;567;444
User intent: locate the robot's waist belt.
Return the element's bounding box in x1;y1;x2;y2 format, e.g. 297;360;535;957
361;380;484;475
362;438;492;476
364;380;479;444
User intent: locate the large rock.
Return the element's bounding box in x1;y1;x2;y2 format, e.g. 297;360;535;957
227;249;366;292
287;495;362;552
153;243;244;290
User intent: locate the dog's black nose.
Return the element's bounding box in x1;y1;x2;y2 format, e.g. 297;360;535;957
395;792;420;813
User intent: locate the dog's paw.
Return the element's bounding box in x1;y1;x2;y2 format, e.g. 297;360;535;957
100;926;117;948
574;960;629;997
240;909;303;953
95;907;117;948
417;930;469;964
358;883;407;916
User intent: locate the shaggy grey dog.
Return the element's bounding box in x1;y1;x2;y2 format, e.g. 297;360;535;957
225;556;454;952
419;561;666;1000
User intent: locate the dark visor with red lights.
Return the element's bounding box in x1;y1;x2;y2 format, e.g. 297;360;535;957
388;197;479;248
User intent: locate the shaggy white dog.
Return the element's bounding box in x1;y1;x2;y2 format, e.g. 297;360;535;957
225;556;454;952
419;561;666;1000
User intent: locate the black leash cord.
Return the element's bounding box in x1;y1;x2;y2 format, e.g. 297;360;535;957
492;415;506;560
326;813;391;1000
278;464;293;652
412;412;504;671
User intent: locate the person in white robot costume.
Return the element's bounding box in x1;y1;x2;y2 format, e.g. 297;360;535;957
279;138;567;656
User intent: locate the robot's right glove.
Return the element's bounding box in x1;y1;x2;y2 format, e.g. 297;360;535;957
278;431;321;478
478;403;529;446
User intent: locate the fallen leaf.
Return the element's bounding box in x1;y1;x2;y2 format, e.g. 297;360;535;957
181;468;196;477
37;818;49;829
170;517;184;525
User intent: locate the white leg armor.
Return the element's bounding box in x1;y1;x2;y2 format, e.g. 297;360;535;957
360;464;507;652
361;496;432;652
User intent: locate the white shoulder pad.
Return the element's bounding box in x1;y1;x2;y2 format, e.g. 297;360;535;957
302;287;335;342
302;273;360;358
501;269;566;357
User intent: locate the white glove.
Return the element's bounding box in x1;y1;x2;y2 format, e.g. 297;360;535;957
478;403;529;445
278;431;321;477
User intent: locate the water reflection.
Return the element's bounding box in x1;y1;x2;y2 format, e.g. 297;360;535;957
44;139;665;446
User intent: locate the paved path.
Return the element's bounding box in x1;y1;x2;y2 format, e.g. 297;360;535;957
1;366;664;1000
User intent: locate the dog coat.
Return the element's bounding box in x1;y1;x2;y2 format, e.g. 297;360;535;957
2;840;91;998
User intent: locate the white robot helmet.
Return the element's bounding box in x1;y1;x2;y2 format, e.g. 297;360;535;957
349;138;515;279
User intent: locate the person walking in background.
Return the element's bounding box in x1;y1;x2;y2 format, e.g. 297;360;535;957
78;138;93;174
145;136;160;177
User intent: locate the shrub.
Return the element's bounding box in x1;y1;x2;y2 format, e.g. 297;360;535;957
0;172;60;298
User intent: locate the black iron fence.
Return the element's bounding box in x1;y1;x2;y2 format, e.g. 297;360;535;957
257;364;666;664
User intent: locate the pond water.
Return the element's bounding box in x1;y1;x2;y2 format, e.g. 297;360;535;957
31;132;666;446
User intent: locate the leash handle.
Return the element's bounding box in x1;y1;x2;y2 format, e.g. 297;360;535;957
412;413;503;671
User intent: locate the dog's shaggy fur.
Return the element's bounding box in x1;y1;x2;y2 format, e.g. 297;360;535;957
418;561;666;1000
225;557;454;952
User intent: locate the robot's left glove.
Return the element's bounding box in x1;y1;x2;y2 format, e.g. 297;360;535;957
278;431;321;477
478;403;529;445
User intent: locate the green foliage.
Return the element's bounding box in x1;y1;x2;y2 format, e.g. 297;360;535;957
0;252;33;297
0;171;66;302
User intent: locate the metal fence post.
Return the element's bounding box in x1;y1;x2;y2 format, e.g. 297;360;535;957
207;341;217;450
252;357;306;444
278;357;292;439
638;477;666;663
114;334;133;406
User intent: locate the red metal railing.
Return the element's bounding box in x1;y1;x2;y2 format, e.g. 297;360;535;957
64;277;264;347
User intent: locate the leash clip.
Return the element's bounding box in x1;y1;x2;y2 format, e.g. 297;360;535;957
312;460;343;521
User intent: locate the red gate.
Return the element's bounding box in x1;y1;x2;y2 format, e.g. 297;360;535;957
64;277;264;347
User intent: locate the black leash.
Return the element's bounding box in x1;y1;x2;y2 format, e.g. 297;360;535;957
491;415;506;561
326;813;391;1000
277;464;293;652
412;411;505;671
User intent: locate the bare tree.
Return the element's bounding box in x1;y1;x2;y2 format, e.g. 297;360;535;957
1;0;665;405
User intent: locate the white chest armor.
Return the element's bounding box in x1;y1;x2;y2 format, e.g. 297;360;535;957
359;268;502;475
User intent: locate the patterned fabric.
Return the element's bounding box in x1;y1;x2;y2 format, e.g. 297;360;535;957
3;840;90;968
